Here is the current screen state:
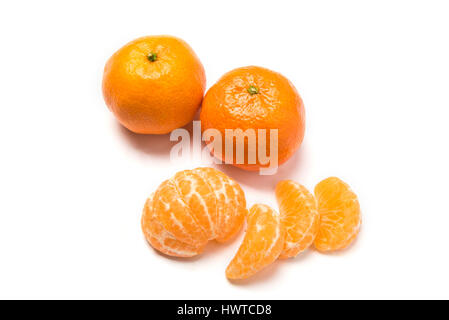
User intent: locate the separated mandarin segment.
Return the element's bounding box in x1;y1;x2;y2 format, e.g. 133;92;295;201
226;204;285;280
314;177;361;252
275;180;320;258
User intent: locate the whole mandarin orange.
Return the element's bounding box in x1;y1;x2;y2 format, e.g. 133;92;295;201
200;66;305;171
102;35;206;134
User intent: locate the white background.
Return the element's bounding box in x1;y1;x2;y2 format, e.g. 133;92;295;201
1;0;448;299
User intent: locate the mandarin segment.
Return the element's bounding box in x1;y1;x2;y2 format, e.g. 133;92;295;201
314;177;361;252
193;167;247;243
172;170;217;240
275;180;319;259
142;167;247;258
141;195;205;257
152;179;208;247
226;204;285;280
216;179;247;243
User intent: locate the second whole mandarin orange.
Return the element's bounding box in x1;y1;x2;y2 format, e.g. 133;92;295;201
102;35;206;134
200;66;305;171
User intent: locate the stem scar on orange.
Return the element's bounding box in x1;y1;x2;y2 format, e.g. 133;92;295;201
200;66;305;171
102;35;206;134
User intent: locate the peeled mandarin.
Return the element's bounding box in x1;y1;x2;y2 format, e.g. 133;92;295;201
141;167;247;257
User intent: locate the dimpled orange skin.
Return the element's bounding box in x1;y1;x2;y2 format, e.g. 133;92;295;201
275;180;319;259
102;35;206;134
141;167;247;258
226;204;285;280
314;177;361;252
200;66;305;171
